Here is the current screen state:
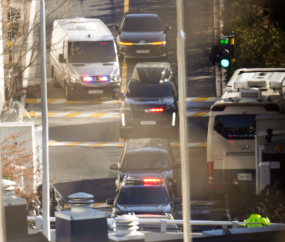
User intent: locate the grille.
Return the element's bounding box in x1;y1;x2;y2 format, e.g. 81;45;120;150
247;81;267;88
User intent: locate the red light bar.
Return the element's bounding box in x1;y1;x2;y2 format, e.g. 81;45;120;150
151;108;164;112
143;179;163;182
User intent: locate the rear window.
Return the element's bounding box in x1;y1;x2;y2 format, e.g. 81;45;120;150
117;186;169;204
122;150;171;170
122;15;163;32
214;115;256;139
68;41;116;63
127;81;173;98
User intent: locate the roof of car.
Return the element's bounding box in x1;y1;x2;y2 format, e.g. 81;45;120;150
131;62;171;83
126;138;169;151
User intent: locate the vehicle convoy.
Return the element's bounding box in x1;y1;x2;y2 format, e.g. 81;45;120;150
50;17;121;100
114;11;171;60
207;68;285;195
110;138;181;196
119;62;178;139
106;174;181;219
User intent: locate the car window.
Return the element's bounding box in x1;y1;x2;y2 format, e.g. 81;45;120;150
68;41;116;63
127;81;173;98
117;186;169;204
122;15;163;32
122;150;171;170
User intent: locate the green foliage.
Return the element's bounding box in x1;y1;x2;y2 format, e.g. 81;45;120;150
221;0;285;78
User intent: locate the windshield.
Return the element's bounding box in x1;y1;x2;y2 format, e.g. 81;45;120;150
214;115;256;139
68;41;116;63
122;150;170;170
117;186;169;204
122;15;163;32
127;81;173;98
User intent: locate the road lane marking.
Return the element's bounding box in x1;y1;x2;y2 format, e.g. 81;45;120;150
48;141;207;147
124;0;129;13
24;111;209;118
23;112;120;118
25;99;121;104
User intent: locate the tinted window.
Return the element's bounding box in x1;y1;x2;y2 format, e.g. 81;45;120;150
68;41;116;63
214;115;256;139
127;81;173;98
122;15;163;32
117;186;169;204
123;150;171;170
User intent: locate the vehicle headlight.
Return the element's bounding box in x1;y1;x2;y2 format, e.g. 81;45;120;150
110;73;121;83
70;73;80;83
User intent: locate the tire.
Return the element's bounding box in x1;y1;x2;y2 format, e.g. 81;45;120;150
119;127;128;139
64;83;73;101
52;66;61;88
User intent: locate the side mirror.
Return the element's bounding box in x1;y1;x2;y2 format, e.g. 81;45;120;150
174;198;181;204
110;164;119;170
106;198;114;205
58;54;66;63
165;25;171;31
113;25;119;30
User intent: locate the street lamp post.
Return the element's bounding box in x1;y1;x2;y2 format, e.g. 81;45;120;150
40;0;50;240
176;0;192;241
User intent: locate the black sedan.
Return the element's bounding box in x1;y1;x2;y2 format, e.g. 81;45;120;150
110;138;181;195
106;174;181;219
114;11;171;60
119;62;178;139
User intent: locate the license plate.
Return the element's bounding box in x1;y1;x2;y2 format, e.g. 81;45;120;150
88;90;103;94
140;121;156;125
136;50;150;54
237;173;252;180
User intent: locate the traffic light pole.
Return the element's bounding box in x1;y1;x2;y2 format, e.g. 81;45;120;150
176;0;192;242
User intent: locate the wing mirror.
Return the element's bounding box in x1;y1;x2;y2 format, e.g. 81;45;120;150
106;198;114;205
110;164;119;170
174;198;181;204
113;25;119;30
165;24;171;31
58;54;66;63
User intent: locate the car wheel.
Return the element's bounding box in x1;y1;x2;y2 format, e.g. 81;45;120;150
64;83;73;101
52;66;61;88
119;127;128;139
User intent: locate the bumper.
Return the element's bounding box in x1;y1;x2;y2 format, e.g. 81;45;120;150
67;82;121;96
119;45;167;59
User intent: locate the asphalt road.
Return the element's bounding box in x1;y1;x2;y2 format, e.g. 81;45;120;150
25;0;216;202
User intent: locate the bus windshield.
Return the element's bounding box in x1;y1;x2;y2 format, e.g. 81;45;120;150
214;115;256;139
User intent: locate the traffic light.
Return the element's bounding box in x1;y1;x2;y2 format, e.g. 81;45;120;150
219;37;231;68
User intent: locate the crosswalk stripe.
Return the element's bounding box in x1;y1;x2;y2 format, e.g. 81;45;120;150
24;111;208;118
24;99;121;104
48;141;207;147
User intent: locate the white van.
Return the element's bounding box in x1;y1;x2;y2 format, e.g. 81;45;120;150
50;17;121;100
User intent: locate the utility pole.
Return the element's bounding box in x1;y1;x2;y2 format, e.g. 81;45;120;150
176;0;192;241
40;0;50;240
0;0;5;113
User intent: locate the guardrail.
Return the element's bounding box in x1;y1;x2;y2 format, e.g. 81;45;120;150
27;216;245;233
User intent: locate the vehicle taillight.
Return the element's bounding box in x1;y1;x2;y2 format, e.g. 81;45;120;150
98;76;108;82
264;104;279;111
151;108;164;112
143;179;163;182
82;76;93;82
211;106;226;111
207;162;214;183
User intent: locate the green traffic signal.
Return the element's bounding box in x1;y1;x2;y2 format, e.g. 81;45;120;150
220;59;230;68
220;39;229;44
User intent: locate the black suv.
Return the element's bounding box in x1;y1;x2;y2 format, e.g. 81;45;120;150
114;11;171;60
106;174;181;218
119;62;178;138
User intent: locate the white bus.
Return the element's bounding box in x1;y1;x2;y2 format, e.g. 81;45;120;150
207;68;285;195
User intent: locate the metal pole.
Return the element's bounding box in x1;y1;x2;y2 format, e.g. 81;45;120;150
40;0;50;240
176;0;192;241
0;0;5;111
